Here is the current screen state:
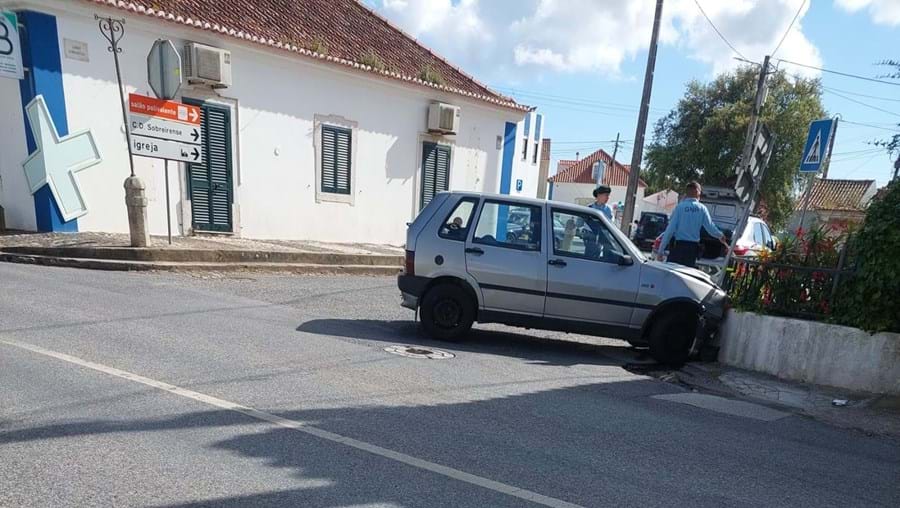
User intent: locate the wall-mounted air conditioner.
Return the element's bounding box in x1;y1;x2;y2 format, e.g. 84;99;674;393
428;102;460;135
184;42;232;88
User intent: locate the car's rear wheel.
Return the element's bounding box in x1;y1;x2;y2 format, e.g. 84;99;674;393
648;310;698;367
420;283;475;341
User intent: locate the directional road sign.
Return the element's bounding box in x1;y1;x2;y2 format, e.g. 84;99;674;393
147;39;182;100
800;118;837;173
131;135;202;163
127;93;202;163
734;123;775;202
129;114;201;144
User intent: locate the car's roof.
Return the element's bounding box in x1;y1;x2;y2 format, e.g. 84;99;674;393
441;191;590;210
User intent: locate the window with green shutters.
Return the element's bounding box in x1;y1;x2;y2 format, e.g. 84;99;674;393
421;142;451;209
321;125;352;195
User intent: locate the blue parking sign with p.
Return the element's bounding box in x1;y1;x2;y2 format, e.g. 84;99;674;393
800;118;836;173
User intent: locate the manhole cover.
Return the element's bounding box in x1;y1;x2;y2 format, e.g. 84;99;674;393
383;346;454;359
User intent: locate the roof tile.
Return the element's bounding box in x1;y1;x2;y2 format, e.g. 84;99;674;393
549;148;646;188
798;178;876;211
86;0;527;111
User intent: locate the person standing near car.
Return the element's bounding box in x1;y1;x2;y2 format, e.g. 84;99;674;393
589;185;614;220
657;181;729;268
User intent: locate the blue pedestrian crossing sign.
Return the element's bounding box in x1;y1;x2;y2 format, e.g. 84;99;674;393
800;118;837;173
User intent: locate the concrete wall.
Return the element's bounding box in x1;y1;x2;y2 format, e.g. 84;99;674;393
718;310;900;395
5;0;523;244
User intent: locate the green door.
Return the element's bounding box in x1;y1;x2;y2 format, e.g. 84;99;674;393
421;142;451;209
186;100;233;232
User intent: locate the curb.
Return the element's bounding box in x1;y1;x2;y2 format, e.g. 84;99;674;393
0;252;401;276
1;246;403;266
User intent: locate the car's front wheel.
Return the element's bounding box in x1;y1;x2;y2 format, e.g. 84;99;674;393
648;310;698;367
420;283;475;341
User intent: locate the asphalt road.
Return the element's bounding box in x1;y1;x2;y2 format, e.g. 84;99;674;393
1;263;897;507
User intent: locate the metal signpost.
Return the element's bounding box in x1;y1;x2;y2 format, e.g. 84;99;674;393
127;93;203;244
719;123;776;285
797;117;839;230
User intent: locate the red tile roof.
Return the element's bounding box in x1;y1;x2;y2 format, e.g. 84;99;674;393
87;0;528;111
797;178;876;211
549;149;647;187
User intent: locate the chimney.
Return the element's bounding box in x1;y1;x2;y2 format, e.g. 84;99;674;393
575;151;579;161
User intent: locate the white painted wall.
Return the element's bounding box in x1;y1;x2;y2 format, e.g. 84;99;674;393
0;75;36;230
509;111;543;199
720;310;900;395
17;0;521;244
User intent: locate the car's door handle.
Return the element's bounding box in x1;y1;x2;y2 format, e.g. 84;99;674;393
465;247;484;255
548;258;567;267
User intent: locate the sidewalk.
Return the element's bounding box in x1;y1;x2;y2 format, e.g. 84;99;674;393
0;231;404;275
634;359;900;439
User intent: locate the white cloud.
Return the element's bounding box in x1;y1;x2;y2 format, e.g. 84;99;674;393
371;0;823;80
835;0;900;26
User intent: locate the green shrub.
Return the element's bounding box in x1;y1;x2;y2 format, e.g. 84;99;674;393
834;180;900;333
359;49;386;71
418;64;445;85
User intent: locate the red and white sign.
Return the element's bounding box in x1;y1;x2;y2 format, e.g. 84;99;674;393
128;93;199;125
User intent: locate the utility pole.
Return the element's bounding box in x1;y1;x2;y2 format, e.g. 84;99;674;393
621;0;664;237
610;132;621;170
718;56;773;284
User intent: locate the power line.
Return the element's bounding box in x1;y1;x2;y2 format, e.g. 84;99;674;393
777;58;900;87
771;0;806;57
824;88;900;118
493;86;669;113
822;86;900;103
694;0;748;61
841;119;900;132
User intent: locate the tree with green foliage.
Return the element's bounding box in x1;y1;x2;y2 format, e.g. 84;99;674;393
643;67;826;229
834;180;900;333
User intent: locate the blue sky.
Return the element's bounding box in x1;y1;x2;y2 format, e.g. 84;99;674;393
370;0;899;186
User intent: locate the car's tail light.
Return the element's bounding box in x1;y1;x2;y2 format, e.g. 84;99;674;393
653;237;661;251
733;245;749;256
404;250;415;276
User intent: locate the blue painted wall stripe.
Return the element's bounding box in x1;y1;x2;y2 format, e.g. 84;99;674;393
17;10;77;233
495;121;517;240
500;122;516;195
523;114;531;138
533;114;542;142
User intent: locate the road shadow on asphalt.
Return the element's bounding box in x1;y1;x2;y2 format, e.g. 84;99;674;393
296;318;652;368
2;378;898;507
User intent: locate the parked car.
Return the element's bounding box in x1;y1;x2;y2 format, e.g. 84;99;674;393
398;192;729;366
633;212;669;252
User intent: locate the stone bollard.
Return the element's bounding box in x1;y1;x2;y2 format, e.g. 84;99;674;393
124;175;150;247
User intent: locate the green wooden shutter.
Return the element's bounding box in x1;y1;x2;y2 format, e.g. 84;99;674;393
321;125;351;195
421;142;451;208
188;102;233;232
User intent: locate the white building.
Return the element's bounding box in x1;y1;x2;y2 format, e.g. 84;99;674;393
547;148;647;222
0;0;538;244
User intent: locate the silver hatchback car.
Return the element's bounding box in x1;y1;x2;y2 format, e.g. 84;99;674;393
398;192;728;365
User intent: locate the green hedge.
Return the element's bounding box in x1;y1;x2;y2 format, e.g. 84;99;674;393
834;180;900;333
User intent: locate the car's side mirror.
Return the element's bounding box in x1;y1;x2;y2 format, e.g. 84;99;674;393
618;254;634;266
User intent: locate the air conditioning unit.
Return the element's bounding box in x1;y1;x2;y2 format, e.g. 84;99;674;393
428;102;460;135
184;42;232;88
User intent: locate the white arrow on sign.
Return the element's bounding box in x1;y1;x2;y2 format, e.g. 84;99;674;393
131;134;202;163
129;114;202;145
